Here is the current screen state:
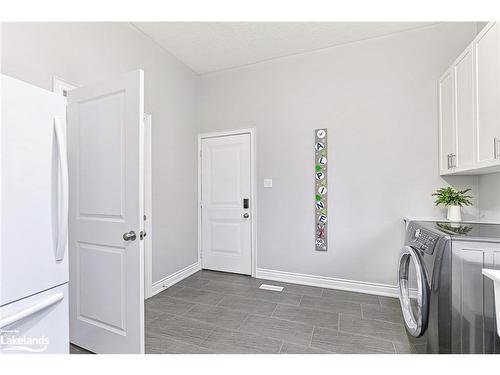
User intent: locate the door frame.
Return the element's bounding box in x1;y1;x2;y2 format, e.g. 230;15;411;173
143;114;153;298
197;128;257;277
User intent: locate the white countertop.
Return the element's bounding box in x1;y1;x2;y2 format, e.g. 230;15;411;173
483;269;500;284
403;216;500;225
482;269;500;337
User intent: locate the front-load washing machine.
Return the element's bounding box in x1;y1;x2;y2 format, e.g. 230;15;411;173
399;220;500;353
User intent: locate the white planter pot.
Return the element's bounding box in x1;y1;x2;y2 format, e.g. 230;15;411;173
447;205;462;222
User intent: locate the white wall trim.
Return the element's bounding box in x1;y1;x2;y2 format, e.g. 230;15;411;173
150;261;201;298
197;128;257;277
256;268;399;298
52;76;78;96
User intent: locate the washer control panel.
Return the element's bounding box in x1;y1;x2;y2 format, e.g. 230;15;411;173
408;224;439;254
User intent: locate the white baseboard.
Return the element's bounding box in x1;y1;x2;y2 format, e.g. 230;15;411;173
150;261;201;298
256;268;399;298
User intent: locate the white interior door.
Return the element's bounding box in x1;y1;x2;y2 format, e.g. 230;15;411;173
67;70;145;354
201;134;252;275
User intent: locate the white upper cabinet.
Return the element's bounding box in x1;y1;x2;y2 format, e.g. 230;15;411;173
474;22;500;169
439;69;456;175
439;22;500;175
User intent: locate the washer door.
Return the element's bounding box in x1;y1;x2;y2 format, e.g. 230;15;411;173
398;245;429;337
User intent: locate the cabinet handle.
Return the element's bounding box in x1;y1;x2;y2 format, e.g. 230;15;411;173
495;138;500;159
448;154;454;169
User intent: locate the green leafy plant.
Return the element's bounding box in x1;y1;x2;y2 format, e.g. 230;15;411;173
432;187;473;207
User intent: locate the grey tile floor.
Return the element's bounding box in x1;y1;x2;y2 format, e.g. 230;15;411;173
145;270;426;354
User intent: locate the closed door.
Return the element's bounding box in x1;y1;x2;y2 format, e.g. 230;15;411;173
67;70;145;353
454;46;475;171
439;69;456;173
475;22;500;167
201;134;252;275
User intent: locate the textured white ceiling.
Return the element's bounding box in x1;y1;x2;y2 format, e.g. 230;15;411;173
132;22;440;74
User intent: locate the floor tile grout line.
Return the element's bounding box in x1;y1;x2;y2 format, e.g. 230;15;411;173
237;315;315;346
391;341;398;354
152;294;385;325
148;296;401;329
278;341;284;354
269;303;280;317
309;326;316;347
336;326;409;345
162;293;277;317
153;306;246;335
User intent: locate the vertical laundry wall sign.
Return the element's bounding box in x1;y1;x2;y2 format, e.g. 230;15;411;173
315;129;328;251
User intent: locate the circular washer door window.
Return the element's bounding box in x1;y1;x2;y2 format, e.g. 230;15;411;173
398;245;429;337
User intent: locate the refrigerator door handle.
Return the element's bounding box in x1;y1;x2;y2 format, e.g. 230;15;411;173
0;293;64;329
54;116;69;261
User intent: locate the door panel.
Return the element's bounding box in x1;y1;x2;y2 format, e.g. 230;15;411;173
439;70;455;174
454;47;475;171
201;134;252;275
78;91;125;218
475;22;500;167
67;70;144;354
451;241;500;353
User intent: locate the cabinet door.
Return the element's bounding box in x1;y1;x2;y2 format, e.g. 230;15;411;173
451;241;500;354
439;69;456;174
475;22;500;167
454;46;476;171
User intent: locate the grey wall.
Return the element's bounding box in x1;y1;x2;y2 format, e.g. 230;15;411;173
1;22;200;283
197;23;480;286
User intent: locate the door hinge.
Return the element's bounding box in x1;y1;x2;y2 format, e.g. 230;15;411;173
140;231;147;240
144;214;147;221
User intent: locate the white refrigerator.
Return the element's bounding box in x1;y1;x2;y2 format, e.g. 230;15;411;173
0;74;69;354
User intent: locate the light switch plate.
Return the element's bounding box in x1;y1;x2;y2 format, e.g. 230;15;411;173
263;179;273;188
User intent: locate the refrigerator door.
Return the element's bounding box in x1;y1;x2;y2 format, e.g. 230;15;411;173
0;283;69;354
1;75;69;306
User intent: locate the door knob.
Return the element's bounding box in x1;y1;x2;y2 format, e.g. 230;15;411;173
123;231;137;241
243;213;250;219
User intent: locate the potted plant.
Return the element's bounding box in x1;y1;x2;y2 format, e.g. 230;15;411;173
432;187;473;222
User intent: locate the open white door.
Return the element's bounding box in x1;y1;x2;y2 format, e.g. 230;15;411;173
67;70;145;354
